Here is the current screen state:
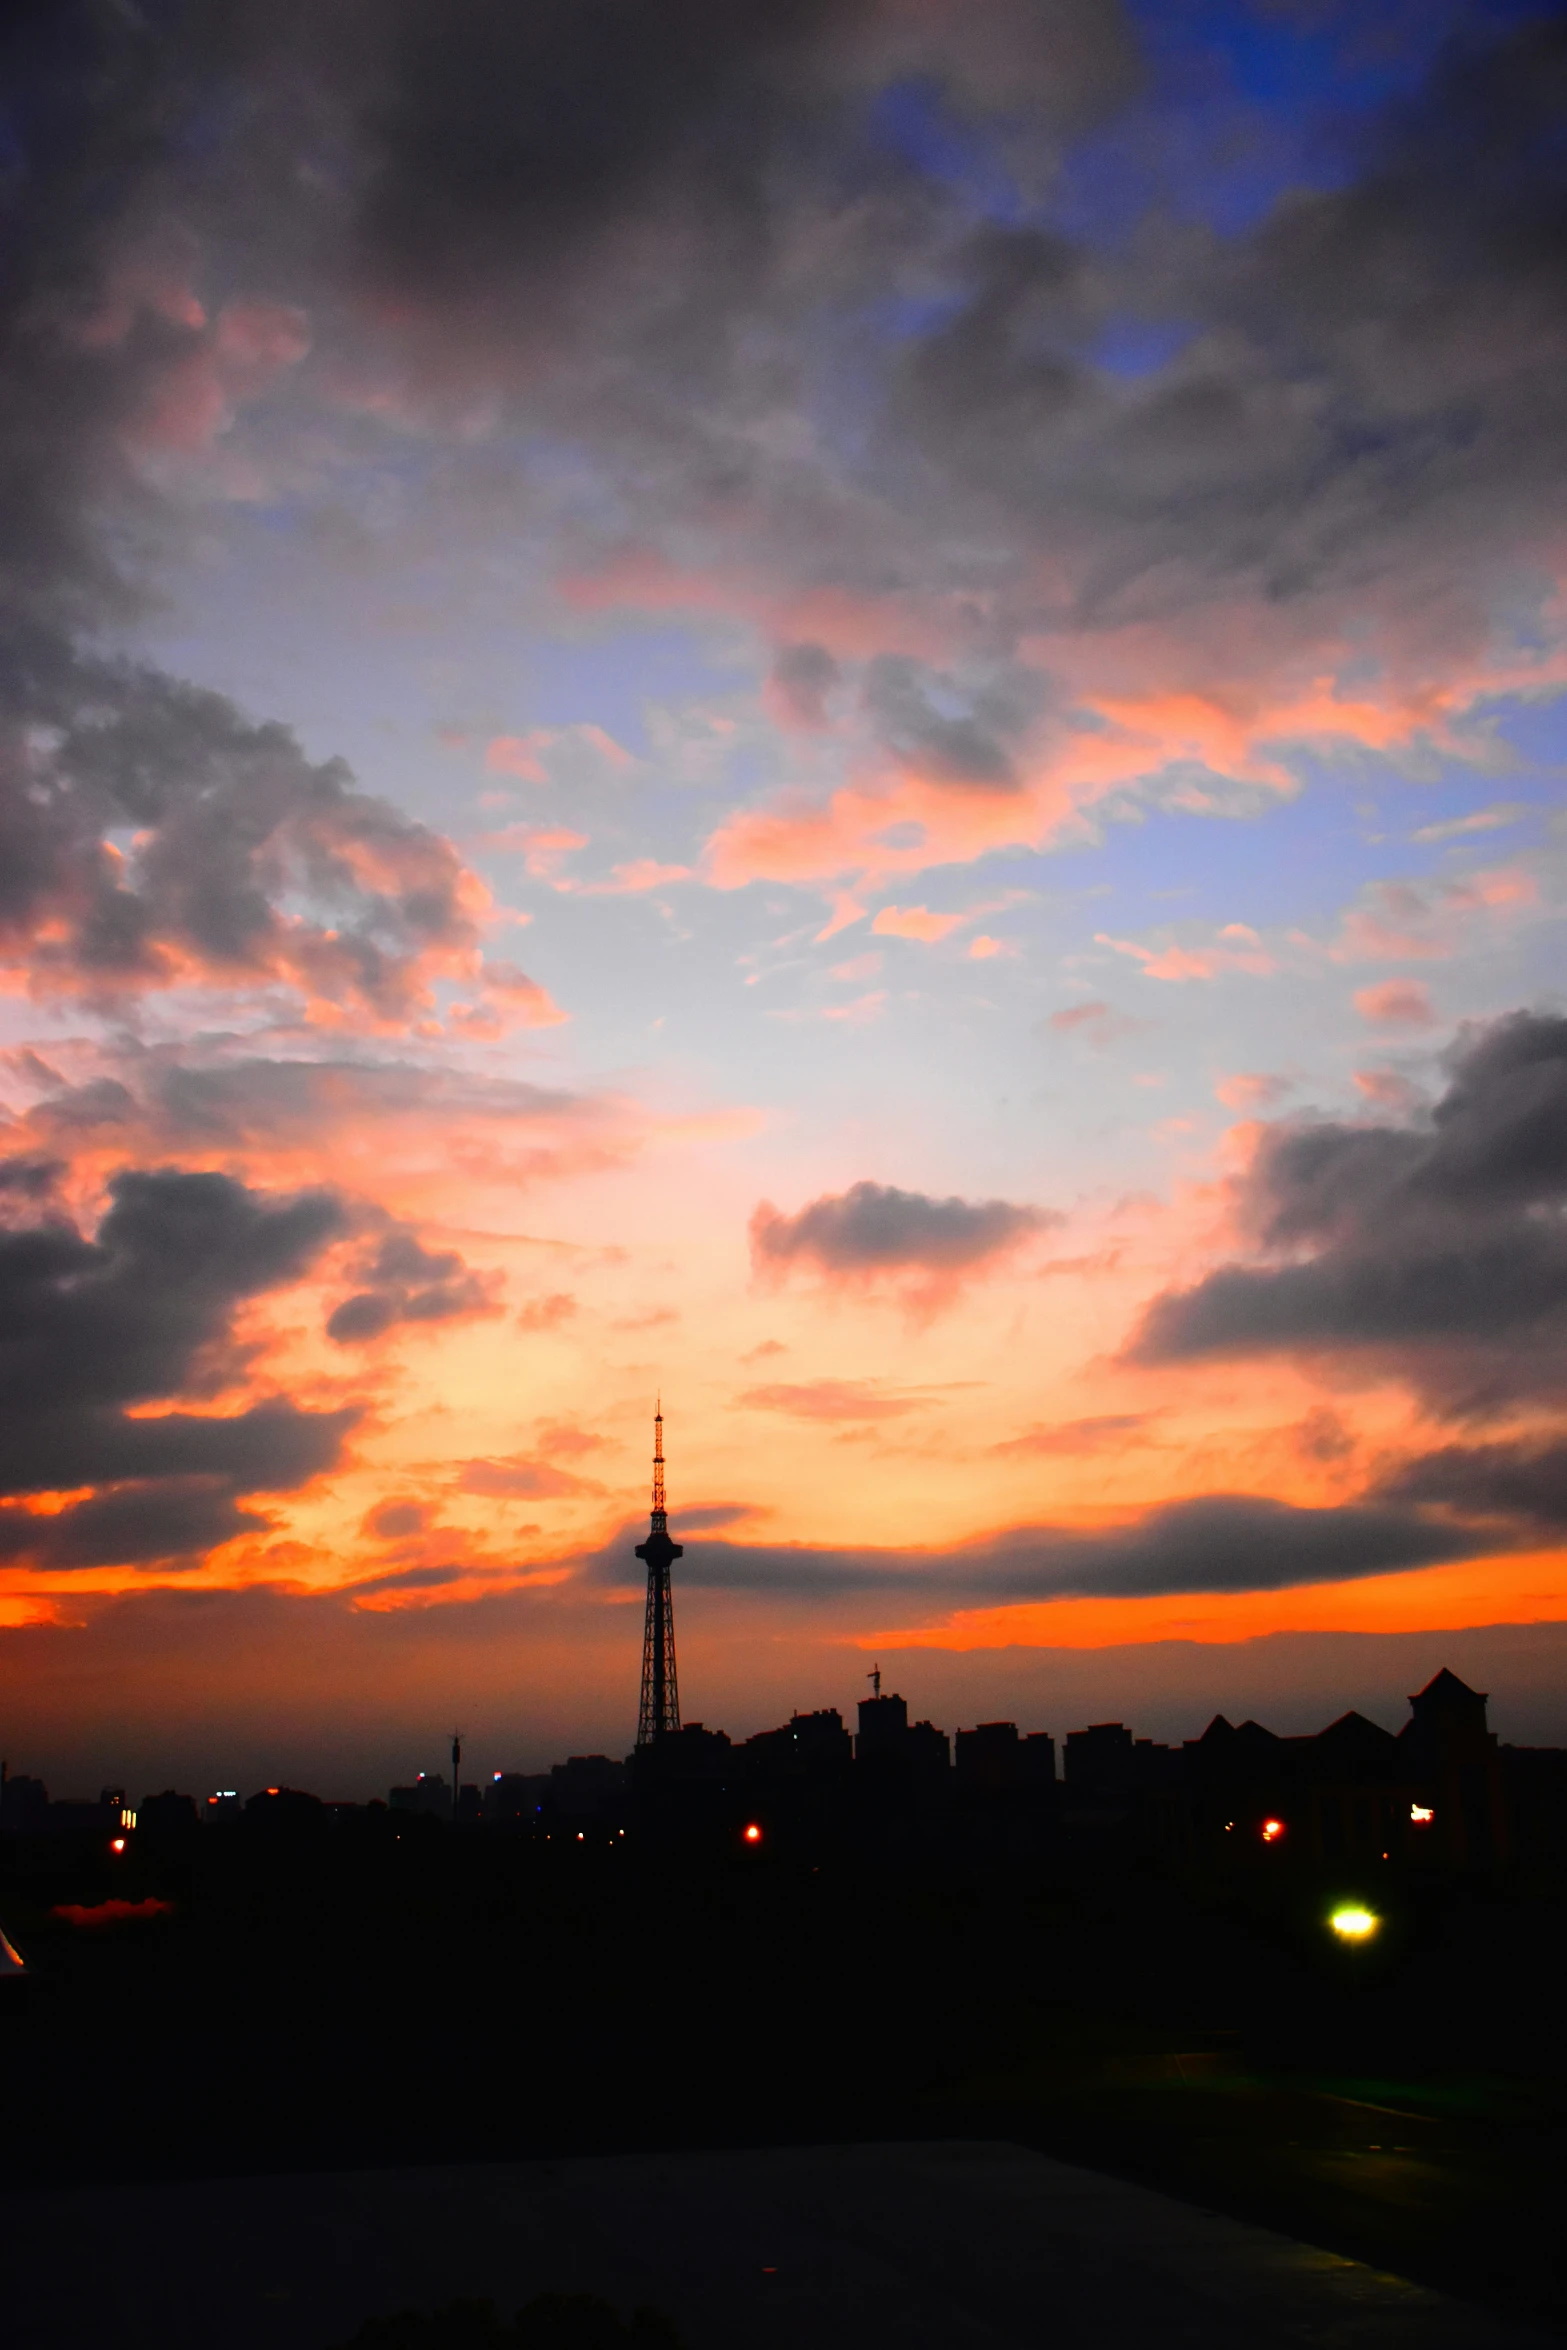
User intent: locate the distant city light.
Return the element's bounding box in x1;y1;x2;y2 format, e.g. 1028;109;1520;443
1260;1818;1285;1842
109;1837;126;1854
1410;1803;1435;1825
743;1823;763;1844
1329;1904;1378;1940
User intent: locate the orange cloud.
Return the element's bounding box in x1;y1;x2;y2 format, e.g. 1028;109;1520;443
878;1545;1567;1654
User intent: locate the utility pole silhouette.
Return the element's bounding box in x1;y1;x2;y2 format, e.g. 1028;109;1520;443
868;1664;881;1699
635;1400;682;1745
450;1729;462;1823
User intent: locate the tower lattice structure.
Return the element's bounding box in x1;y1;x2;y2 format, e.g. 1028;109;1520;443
635;1402;682;1745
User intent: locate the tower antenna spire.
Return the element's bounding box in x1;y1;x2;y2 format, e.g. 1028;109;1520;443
635;1400;682;1745
652;1395;665;1524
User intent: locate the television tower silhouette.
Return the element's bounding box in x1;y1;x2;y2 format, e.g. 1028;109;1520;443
635;1400;682;1745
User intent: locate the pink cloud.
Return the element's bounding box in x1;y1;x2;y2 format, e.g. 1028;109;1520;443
968;934;1012;959
132;299;311;454
485;733;551;782
1215;1072;1293;1109
517;1294;579;1331
871;903;964;942
1096;924;1276;982
1045;1000;1136;1048
1354;979;1436;1027
480;824;588;879
821;990;886;1025
479;961;568;1027
1334;868;1538;962
813;893;868;942
586;859;692;894
483;726;634;785
1353;1068;1422;1110
738;1379;932;1421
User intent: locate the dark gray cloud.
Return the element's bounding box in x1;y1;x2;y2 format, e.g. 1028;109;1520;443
750;1179;1049;1281
0;663;480;1019
0;4;482;1022
593;1489;1482;1603
352;0;1137;314
879;16;1567;624
0;1167;356;1565
769;642;840;729
326;1228;499;1345
1375;1436;1567;1535
860;654;1033;790
0;1480;273;1572
0;2;1561;923
1130;1010;1567;1413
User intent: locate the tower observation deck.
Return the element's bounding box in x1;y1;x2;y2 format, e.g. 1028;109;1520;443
635;1403;682;1745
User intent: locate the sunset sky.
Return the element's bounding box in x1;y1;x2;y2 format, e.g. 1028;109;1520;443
4;0;1567;1796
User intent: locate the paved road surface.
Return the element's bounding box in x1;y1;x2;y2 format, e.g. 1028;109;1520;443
4;2140;1555;2348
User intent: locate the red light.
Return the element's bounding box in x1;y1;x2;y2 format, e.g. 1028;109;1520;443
1261;1818;1286;1843
109;1837;126;1854
743;1823;763;1844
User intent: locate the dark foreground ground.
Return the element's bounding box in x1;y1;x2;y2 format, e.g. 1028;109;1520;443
4;1818;1567;2340
4;2140;1556;2350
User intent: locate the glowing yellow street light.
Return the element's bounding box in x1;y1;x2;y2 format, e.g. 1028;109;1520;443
1329;1904;1378;1940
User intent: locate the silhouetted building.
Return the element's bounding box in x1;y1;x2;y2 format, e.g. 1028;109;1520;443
637;1722;731;1782
389;1772;451;1818
1064;1722;1136;1798
906;1720;951;1772
140;1790;199;1836
0;1773;48;1832
956;1721;1020;1789
744;1709;853;1778
485;1771;550;1821
856;1690;909;1759
244;1786;324;1828
551;1755;629;1818
1398;1667;1510;1870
